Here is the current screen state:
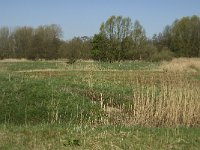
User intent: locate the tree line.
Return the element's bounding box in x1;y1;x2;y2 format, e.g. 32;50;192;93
0;15;200;61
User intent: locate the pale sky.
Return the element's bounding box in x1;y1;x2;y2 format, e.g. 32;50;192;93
0;0;199;39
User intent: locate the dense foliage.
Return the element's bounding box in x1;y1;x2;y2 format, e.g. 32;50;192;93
0;15;200;61
91;16;147;62
153;15;200;57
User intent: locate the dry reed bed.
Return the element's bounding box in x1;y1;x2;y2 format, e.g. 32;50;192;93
6;59;200;127
161;58;200;72
86;71;200;127
130;73;200;127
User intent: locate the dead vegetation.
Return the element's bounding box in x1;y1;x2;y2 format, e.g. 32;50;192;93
160;58;200;72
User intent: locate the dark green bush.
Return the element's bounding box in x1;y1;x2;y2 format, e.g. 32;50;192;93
151;47;174;62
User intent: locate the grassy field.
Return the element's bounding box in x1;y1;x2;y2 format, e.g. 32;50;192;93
0;58;200;149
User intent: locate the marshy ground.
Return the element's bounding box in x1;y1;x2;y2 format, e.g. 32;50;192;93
0;58;200;149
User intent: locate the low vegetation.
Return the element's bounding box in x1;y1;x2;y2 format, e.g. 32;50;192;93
0;58;200;149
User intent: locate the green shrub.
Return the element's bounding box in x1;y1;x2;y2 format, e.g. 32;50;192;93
151;47;174;62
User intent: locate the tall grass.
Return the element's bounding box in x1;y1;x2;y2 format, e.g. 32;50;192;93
0;59;200;149
0;59;199;127
81;71;200;127
161;58;200;72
